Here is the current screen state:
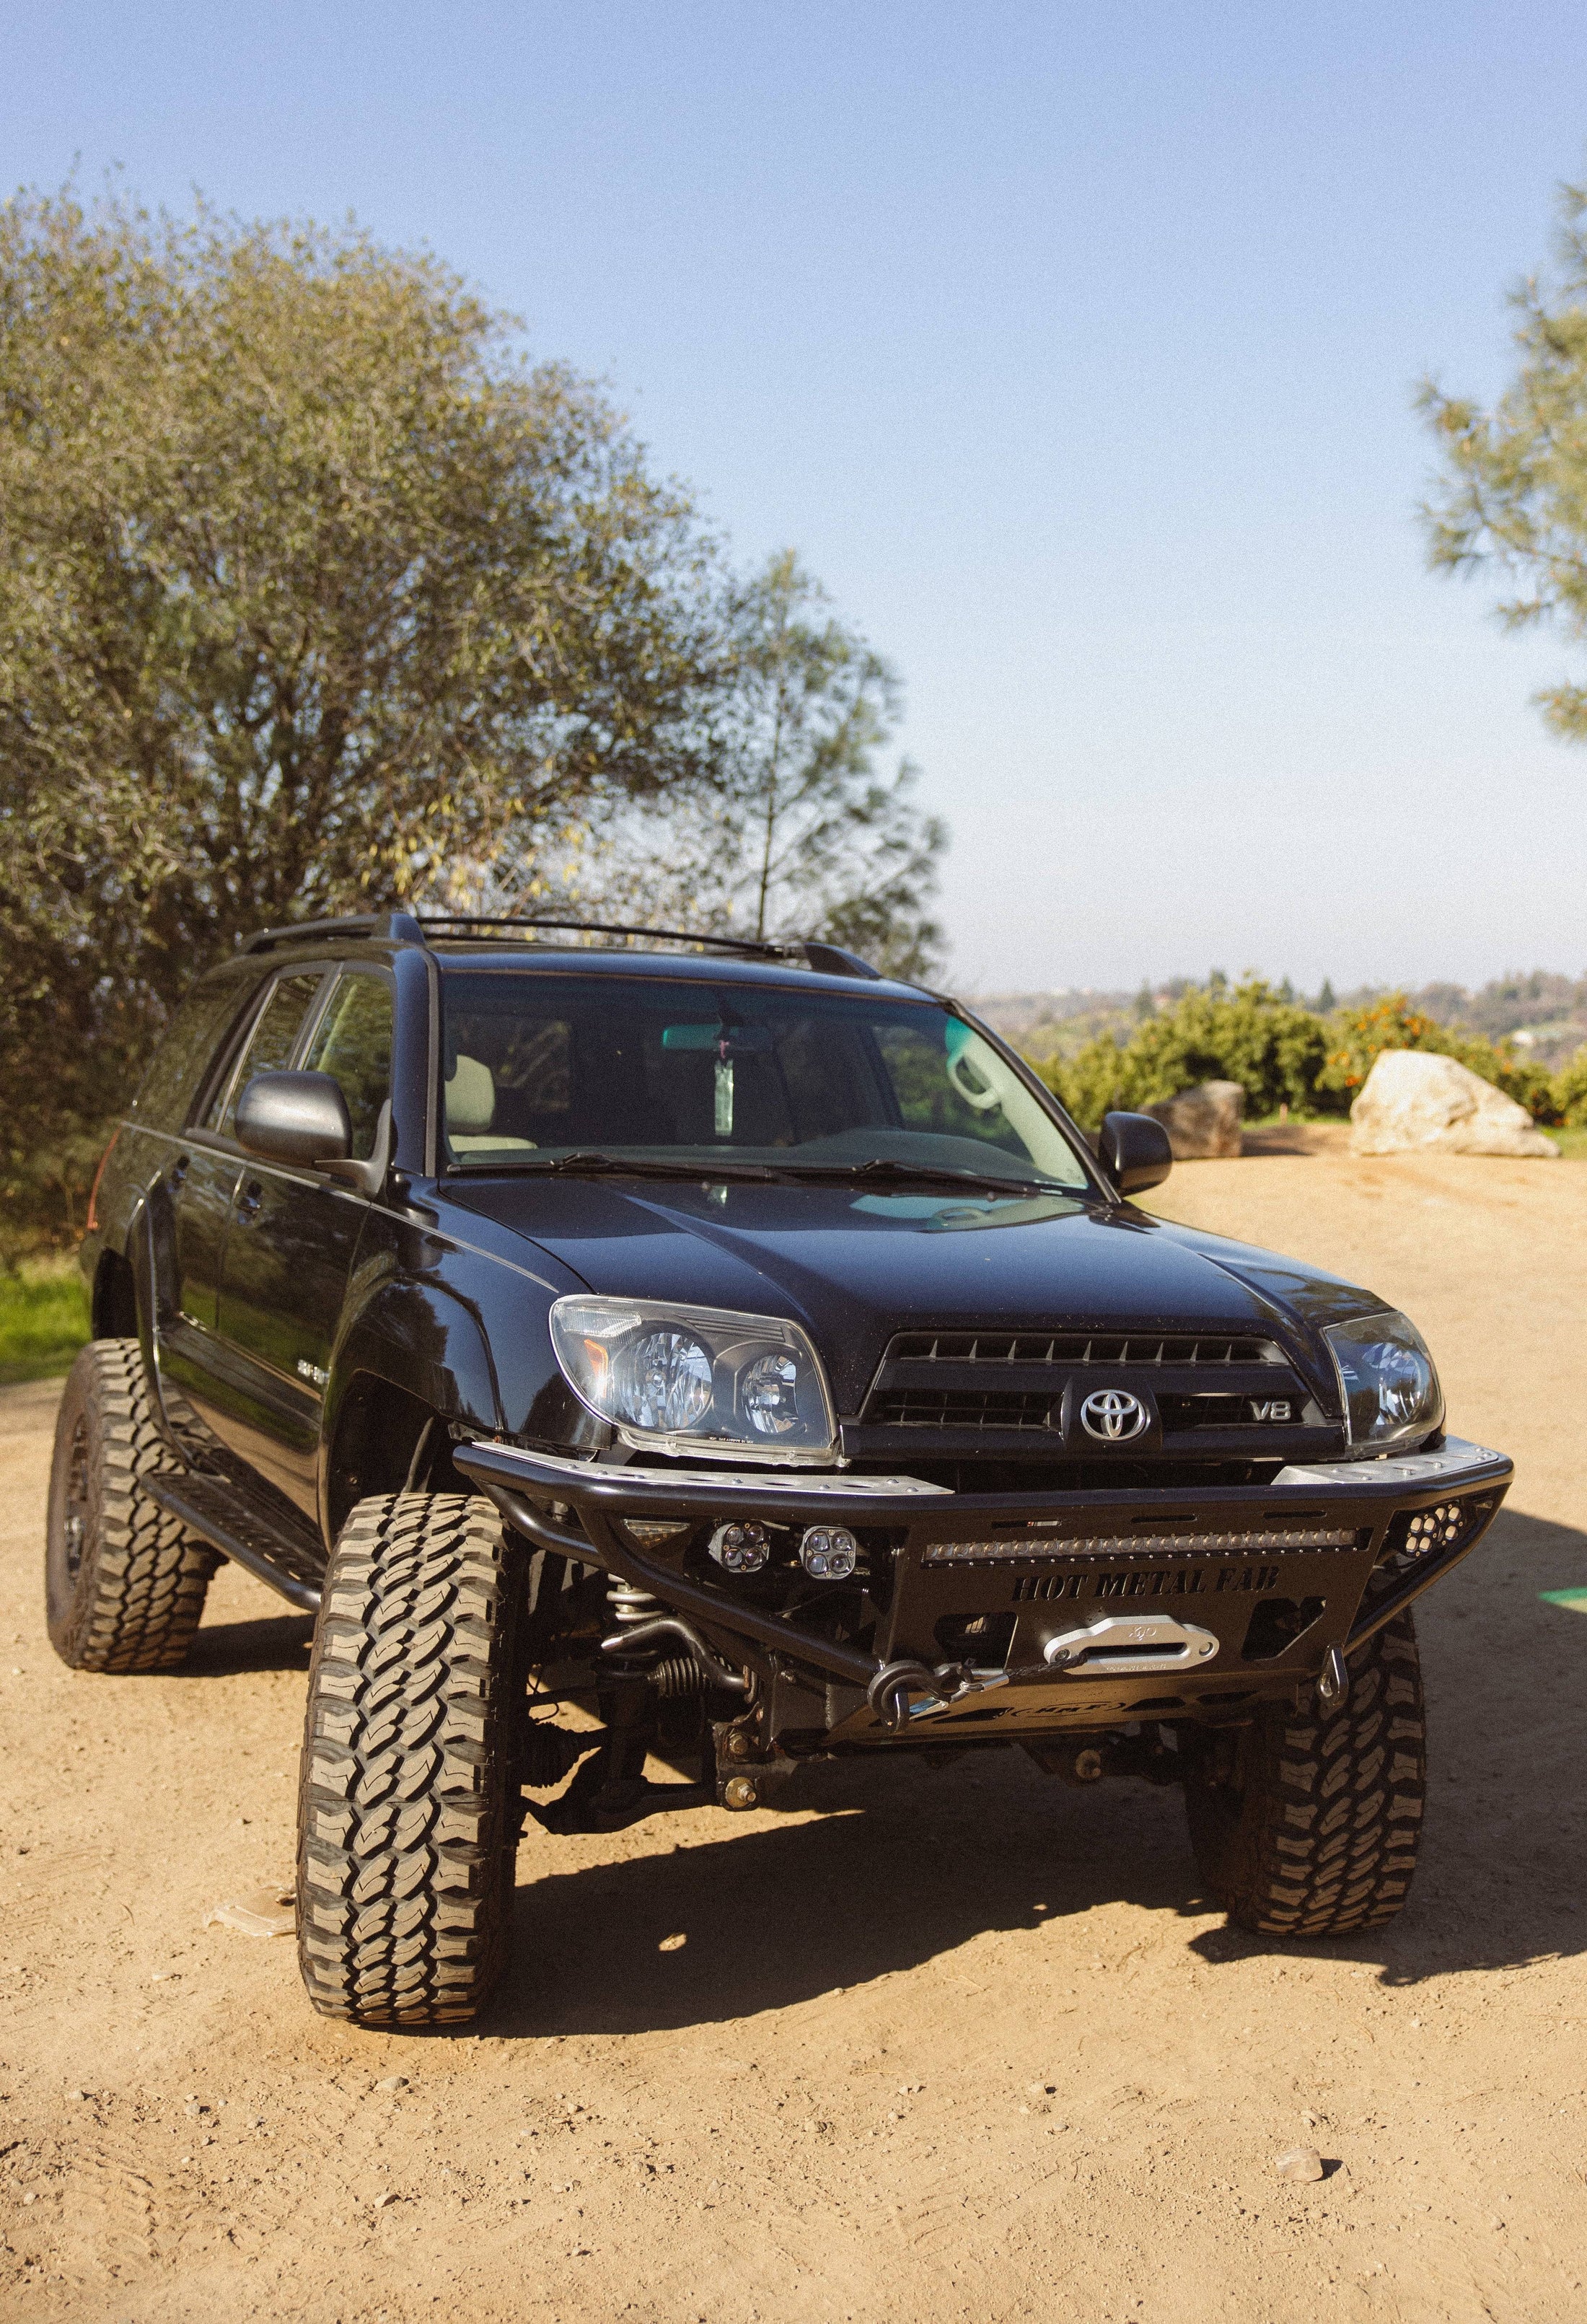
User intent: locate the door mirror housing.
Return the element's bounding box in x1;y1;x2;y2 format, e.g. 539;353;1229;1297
235;1071;353;1167
1098;1110;1174;1196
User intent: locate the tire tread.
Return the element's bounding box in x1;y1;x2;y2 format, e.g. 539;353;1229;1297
1184;1611;1427;1937
46;1339;219;1672
296;1492;519;2027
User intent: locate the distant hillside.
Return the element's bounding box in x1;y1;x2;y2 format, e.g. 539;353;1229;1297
972;972;1587;1071
970;988;1138;1059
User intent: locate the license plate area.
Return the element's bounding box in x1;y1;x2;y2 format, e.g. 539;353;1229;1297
876;1520;1380;1695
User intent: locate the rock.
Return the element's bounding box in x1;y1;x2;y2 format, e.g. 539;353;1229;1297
1143;1080;1244;1159
374;2075;408;2092
1350;1051;1557;1159
203;1887;296;1939
1275;2145;1325;2183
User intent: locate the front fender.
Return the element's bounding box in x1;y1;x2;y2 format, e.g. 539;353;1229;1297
320;1206;598;1540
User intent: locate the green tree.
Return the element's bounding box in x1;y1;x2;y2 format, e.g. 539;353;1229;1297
529;551;947;978
0;187;722;1253
1420;178;1587;741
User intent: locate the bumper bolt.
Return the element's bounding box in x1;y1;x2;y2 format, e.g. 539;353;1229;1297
723;1776;759;1810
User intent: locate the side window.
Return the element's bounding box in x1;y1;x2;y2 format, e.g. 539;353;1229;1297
302;973;394;1162
132;975;260;1132
204;972;326;1139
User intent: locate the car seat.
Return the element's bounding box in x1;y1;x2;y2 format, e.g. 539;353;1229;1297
444;1054;537;1154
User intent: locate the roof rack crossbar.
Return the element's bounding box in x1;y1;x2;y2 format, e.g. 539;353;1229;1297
413;918;886;979
411;913;790;957
239;911;886;981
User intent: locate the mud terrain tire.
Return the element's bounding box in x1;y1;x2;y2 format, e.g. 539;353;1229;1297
45;1338;219;1672
1183;1610;1427;1937
297;1492;523;2027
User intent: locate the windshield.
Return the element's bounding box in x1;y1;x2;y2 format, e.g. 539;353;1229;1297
439;970;1092;1190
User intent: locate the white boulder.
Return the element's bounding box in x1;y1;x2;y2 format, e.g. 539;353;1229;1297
1350;1049;1557;1158
1143;1079;1244;1159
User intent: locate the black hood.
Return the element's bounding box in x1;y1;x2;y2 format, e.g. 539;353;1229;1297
442;1178;1383;1417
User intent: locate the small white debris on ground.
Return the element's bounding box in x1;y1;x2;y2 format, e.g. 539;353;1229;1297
203;1885;296;1938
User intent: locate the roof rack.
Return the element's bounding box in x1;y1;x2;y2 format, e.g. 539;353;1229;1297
240;911;884;980
415;913;781;955
241;912;426;955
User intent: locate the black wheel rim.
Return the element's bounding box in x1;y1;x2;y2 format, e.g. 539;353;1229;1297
62;1414;90;1584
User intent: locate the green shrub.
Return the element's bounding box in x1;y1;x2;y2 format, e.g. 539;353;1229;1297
1554;1043;1587;1127
1029;979;1577;1135
1035;977;1336;1131
0;1259;91;1385
1317;996;1562;1123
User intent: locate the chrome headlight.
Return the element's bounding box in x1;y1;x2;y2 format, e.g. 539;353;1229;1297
1323;1310;1443;1451
549;1296;838;1463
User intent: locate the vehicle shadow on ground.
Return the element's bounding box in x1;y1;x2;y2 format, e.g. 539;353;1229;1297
496;1507;1587;2035
181;1610;315;1673
501;1754;1199;2036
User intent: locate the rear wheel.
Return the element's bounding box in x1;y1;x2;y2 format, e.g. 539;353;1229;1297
45;1339;219;1672
296;1492;523;2027
1183;1610;1427;1937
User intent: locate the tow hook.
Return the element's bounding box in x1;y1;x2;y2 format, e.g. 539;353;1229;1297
1316;1644;1350;1709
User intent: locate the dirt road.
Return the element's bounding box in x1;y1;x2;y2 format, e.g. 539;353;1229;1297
3;1131;1585;2323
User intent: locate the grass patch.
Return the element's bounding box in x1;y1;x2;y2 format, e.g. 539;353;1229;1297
0;1257;91;1385
1547;1127;1587;1159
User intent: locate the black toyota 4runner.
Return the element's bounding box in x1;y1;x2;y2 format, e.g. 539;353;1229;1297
50;914;1512;2027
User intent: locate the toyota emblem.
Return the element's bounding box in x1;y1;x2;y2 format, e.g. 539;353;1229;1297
1079;1387;1148;1442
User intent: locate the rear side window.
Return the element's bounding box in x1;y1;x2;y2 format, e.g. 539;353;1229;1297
131;976;260;1132
302;973;393;1162
204;971;325;1139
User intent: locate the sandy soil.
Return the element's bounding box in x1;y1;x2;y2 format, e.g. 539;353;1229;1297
2;1129;1585;2323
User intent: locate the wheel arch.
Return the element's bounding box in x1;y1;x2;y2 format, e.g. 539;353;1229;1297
320;1276;505;1545
90;1244;140;1341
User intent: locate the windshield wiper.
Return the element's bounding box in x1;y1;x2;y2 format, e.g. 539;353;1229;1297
460;1151;1071;1198
504;1151;783;1183
771;1158;1068;1199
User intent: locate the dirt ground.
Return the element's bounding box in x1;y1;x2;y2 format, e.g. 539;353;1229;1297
2;1126;1585;2324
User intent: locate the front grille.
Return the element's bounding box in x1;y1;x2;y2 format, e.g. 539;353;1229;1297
868;1388;1297;1434
886;1331;1283;1367
872;1388;1058;1431
923;1526;1358;1564
860;1325;1314;1445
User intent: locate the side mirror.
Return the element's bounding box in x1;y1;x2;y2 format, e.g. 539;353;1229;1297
235;1071;352;1167
1099;1110;1173;1196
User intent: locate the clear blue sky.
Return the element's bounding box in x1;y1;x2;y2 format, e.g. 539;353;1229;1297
5;1;1586;993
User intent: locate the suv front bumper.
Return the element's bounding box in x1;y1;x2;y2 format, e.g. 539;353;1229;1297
456;1437;1511;1741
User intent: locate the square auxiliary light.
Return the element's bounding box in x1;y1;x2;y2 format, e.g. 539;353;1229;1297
799;1527;858;1580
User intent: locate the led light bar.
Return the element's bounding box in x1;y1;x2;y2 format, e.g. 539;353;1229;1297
922;1526;1358;1564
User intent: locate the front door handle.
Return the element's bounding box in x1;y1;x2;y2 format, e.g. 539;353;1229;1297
235;1180;263;1222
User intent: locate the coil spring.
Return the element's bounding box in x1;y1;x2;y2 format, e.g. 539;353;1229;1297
606;1579;659;1628
651;1654;705;1700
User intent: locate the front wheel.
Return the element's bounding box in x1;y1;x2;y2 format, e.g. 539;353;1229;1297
296;1493;523;2027
1183;1610;1427;1937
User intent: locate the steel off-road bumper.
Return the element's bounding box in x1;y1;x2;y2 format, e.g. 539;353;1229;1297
455;1437;1512;1744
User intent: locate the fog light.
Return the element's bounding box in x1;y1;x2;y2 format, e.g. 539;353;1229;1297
709;1520;770;1574
799;1525;858;1580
